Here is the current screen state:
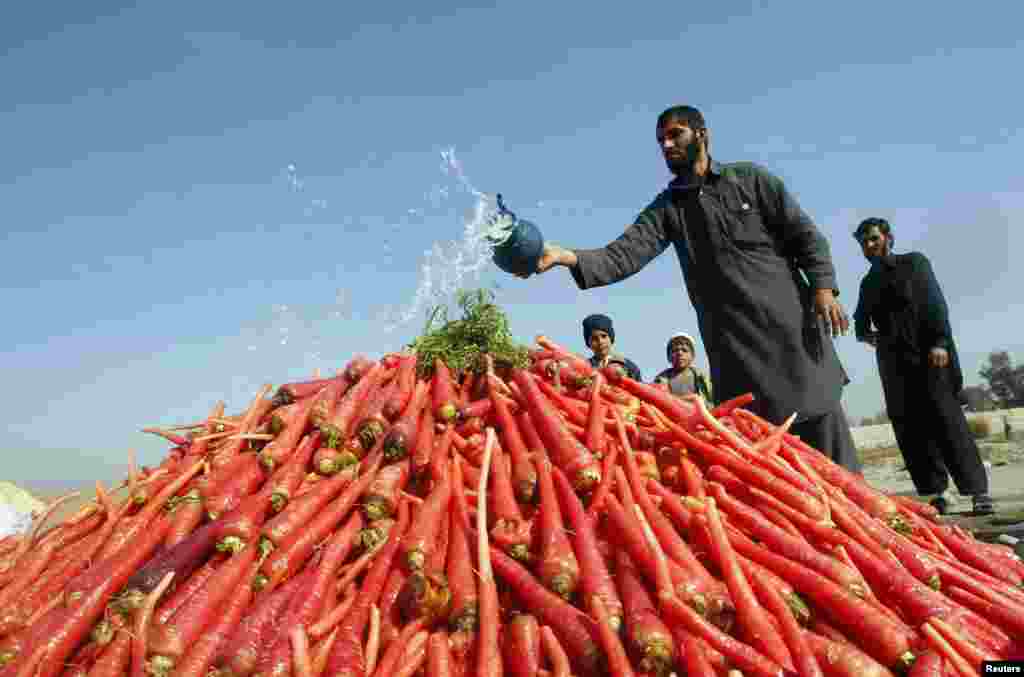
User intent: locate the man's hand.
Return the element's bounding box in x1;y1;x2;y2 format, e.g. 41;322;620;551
515;243;578;278
814;288;849;338
928;346;950;368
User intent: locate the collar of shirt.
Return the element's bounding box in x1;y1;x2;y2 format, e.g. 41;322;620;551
667;159;723;192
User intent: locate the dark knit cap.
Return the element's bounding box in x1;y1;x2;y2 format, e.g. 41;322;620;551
582;314;615;345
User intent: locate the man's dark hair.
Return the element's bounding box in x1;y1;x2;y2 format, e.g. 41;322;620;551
657;105;705;131
853;217;893;243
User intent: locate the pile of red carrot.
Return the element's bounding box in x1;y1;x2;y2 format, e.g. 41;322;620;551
2;336;1022;677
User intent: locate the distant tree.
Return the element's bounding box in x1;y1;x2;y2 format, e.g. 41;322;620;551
960;384;998;412
978;351;1024;409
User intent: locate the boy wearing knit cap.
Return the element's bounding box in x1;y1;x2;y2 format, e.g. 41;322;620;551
655;332;712;399
582;314;643;382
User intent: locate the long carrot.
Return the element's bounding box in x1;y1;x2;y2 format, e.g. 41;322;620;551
146;537;259;670
259;464;378;593
261;463;358;549
172;554;259;677
363;459;411;521
447;459;479;632
533;456;579;599
487;443;532;562
503;614;541;677
433;359;459;423
486;362;537;504
324;498;410;677
259;392;319;470
384;380;429;461
268;431;322;512
476;428;503;677
489;548;600;674
615;549;674;676
512;370;601;492
404;464;452;571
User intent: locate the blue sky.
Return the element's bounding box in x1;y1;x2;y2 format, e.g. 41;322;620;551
3;1;1022;487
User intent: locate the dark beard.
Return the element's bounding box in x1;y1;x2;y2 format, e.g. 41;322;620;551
666;139;700;177
666;157;691;175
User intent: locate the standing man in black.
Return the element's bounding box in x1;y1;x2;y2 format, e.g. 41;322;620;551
852;217;994;515
519;105;861;472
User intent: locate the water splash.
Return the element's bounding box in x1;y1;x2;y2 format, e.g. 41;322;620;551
385;147;503;333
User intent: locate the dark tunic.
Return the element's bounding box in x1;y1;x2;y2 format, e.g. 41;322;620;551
853;252;986;495
569;160;849;426
853;252;962;416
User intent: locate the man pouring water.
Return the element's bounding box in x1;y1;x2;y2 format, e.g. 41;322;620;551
496;105;860;471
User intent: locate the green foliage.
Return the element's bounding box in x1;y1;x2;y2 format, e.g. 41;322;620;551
410;289;530;378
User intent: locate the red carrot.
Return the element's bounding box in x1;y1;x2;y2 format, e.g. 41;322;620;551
714;521;917;671
321;361;386;448
551;465;623;631
487;363;537;504
489;548;600;674
447;459;479;632
428;630;456;677
172;555;259;677
260;464;378;593
259;392;319;470
433;359;459;423
584;439;620;518
268;431;322;511
668;420;828;522
205;453;266;519
363;459;411;520
746;562;823;677
906;650;943;677
404;465;452;571
488;443;531;562
534;456;579;599
86;626;132;677
591;595;635;677
325;498;410;677
412;405;437;478
460;397;494;422
383;380;429;461
384;353;419;420
802;631;896;677
153;554;225;626
679;454;706;499
377;567;410;648
475;428;503;677
259;512;365;677
540;626;572;677
679;632;718;677
146;538;258;670
711;392;756;418
600;365;699;428
584;372;607;458
924;521;1022;587
615;549;674;675
706;482;865;595
216;572;309;676
942;584;1024;641
503;615;541;677
704;496;794;670
165;488;204;547
261;463;358;548
512;370;601;491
